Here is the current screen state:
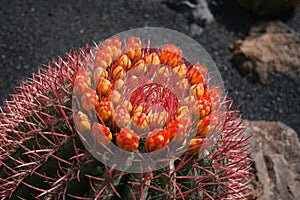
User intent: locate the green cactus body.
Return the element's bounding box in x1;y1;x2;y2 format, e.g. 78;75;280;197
0;33;251;199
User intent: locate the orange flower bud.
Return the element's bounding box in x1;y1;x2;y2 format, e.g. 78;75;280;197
145;52;160;65
197;111;220;137
146;129;170;152
187;64;207;85
197;99;211;119
116;54;132;71
160;44;182;67
190;83;205;99
74;111;91;133
116;128;140;152
95;98;113;122
81;87;99;112
186;137;204;156
124;37;142;60
91;122;112;145
166;119;184;140
111;65;126;80
96;77;112;97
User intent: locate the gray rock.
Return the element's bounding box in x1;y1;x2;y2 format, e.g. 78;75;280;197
165;0;214;26
244;120;300;200
230;21;300;84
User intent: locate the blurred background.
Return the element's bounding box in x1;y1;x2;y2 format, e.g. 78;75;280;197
1;0;299;134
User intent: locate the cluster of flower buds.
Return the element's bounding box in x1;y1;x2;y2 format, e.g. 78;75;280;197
73;36;223;156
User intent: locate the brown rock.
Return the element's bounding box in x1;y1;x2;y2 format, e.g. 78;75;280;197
230;21;300;84
244;120;300;200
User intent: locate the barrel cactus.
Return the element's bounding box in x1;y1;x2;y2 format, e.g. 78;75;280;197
0;28;251;199
236;0;300;16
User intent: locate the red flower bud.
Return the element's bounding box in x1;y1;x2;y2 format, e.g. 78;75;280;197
187;64;207;85
116;128;140;152
146;129;170;152
95;98;113;122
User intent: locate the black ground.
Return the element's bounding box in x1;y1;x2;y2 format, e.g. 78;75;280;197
1;0;299;135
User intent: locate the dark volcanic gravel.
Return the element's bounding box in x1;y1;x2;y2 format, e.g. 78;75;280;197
1;0;300;135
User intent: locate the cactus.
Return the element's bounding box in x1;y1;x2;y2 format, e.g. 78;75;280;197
236;0;300;16
0;30;251;199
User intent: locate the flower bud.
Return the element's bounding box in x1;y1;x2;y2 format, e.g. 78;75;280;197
146;129;170;152
116;54;132;71
125;37;142;60
116;128;140;152
91;122;112;145
186;137;204;156
94;46;113;69
190;83;205;99
173;64;187;77
145;53;160;65
81;87;99;112
105;37;122;59
132;112;149;129
175;78;189;92
114;79;124;91
92;67;108;86
111;90;121;105
95;98;113;122
166;119;184;140
187;64;207;85
96;77;112;97
148;111;168;129
157;66;170;79
197;112;220;137
132;59;147;76
114;105;131;127
74;111;91;133
160;44;182;67
73;69;91;96
111;65;126;80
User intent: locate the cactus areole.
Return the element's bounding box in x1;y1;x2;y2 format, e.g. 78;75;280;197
0;28;252;199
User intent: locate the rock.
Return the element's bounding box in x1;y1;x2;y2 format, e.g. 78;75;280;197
230;21;300;84
164;0;214;26
244;120;300;200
